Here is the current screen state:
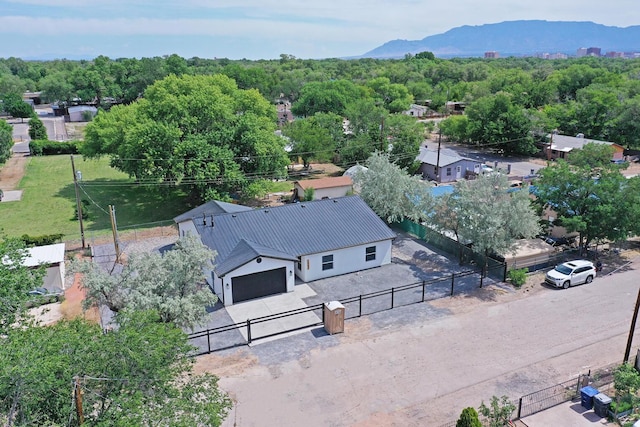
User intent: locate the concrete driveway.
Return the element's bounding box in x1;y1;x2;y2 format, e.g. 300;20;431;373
203;261;640;427
523;399;613;426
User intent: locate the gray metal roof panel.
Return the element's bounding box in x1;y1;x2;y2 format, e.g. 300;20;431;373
216;239;298;276
173;200;252;223
196;196;396;274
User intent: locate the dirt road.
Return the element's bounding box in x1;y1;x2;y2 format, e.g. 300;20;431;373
200;264;640;426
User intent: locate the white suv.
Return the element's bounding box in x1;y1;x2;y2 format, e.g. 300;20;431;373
545;260;596;289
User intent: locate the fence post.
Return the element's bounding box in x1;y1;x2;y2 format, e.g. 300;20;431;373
322;304;325;324
359;294;362;317
246;319;252;344
503;262;508;282
450;274;455;296
391;287;395;308
421;280;425;302
207;331;211;354
517;397;522;419
480;272;484;288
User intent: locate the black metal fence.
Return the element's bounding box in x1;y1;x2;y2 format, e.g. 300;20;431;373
188;263;504;355
517;376;582;418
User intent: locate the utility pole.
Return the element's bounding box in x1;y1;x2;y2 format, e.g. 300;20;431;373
73;376;84;425
109;205;121;264
624;287;640;363
71;155;86;249
435;128;442;181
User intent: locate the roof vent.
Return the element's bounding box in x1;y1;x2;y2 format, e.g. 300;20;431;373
264;209;269;213
301;204;306;208
333;199;338;203
232;214;237;218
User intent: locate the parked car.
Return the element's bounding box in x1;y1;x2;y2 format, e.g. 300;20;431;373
27;286;65;307
480;164;494;174
545;260;596;289
540;235;575;247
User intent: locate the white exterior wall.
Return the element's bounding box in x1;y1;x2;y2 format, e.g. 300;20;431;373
296;240;392;282
216;257;295;306
178;220;198;237
294;183;352;200
43;264;64;289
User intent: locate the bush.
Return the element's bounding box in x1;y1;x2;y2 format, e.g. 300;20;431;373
508;268;528;287
456;407;482;427
29;139;81;156
20;233;65;247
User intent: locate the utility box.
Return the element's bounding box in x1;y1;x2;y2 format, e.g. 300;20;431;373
580;386;599;410
593;393;612;417
324;301;345;335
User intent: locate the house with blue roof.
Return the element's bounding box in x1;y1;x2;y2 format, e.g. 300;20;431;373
174;196;396;305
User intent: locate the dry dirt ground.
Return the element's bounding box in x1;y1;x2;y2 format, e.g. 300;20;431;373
0;153;28;191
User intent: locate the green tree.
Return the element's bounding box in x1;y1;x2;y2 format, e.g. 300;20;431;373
452;173;540;261
83;74;289;202
0;311;232;426
75;235;218;329
456;407;482;427
283;112;342;168
0;236;45;334
27;116;47;140
292;79;367;117
366;77;413;113
534;145;637;253
2;93;33;123
478;395;516;427
0;119;12;164
465;92;536;155
384;113;425;171
439;115;471;143
430;193;467;264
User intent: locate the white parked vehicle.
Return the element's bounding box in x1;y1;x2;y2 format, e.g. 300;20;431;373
545;260;596;289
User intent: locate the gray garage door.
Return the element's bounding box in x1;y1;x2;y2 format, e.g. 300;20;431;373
231;267;287;303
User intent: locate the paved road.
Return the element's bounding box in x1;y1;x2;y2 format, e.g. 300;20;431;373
208;263;640;427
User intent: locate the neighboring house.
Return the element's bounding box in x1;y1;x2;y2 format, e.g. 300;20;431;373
416;147;482;183
67;105;98;122
174;200;253;237
544;134;624;161
445;101;466;114
404;104;429;118
177;196;396;305
23;243;66;289
293;176;353;201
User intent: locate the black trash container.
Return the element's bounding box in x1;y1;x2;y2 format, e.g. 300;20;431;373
594;393;612;417
580;386;599;410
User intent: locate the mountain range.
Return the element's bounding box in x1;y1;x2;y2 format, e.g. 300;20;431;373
361;20;640;58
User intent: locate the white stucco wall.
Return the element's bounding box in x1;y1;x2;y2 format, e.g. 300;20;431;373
294;183;352;200
214;257;295;306
296;240;392;282
178;220;198;237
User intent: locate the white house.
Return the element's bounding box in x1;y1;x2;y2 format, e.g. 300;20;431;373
404;104;429;118
176;196;396;305
67;105;97;122
292;176;353;201
23;243;66;289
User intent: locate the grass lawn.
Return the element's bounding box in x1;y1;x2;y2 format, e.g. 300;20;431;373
0;155;189;240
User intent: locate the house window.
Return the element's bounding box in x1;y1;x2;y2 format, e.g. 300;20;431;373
446;167;452;176
322;254;334;271
456;166;461;173
365;246;376;262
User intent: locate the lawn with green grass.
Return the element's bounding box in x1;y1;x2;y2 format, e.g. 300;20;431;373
0;155;190;240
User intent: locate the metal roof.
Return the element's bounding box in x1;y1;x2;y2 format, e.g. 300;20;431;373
23;243;65;267
416;148;478;167
173;200;252;223
215;239;298;276
548;134;618;152
194;196;396;276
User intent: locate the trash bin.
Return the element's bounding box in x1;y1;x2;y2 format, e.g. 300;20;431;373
323;301;345;335
593;393;612;417
580;386;599;410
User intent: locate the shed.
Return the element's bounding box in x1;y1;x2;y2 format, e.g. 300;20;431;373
293;176;353;201
498;239;555;270
23;243;66;289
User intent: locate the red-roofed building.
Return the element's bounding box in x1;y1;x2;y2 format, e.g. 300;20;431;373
293;176;353;201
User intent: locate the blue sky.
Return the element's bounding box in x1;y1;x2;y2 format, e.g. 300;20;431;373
0;0;638;60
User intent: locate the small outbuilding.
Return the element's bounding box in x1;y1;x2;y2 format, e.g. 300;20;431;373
23;243;66;289
293;176;353;201
498;239;555;271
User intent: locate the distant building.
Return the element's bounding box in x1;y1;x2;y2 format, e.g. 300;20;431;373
484;51;499;59
404;104;429;118
605;51;624;58
576;47;588;57
586;47;601;56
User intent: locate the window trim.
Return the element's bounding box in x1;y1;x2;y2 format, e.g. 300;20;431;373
365;246;376;262
322;254;334;271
